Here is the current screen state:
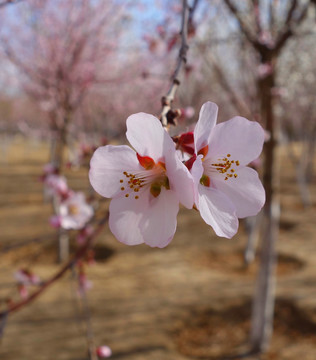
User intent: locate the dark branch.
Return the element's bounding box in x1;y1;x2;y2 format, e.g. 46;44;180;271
0;213;109;319
223;0;257;45
0;0;23;8
275;1;311;53
160;0;200;127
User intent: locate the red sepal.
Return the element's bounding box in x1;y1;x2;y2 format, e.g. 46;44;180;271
179;131;194;145
137;153;155;170
198;145;209;158
184;154;196;171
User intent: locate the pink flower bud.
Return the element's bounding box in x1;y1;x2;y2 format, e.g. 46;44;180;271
96;345;112;358
50;215;61;228
18;284;28;299
257;63;273;78
76;225;94;245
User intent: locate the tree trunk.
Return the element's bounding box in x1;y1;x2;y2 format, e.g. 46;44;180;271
250;67;280;353
50;114;71;263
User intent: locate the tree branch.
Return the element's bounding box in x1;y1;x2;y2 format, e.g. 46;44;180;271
223;0;257;46
0;0;23;8
0;213;109;319
275;1;310;53
160;0;200;127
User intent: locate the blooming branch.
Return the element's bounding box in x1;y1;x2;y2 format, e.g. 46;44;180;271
0;213;109;319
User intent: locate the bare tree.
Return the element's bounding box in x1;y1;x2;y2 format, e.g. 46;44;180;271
223;0;313;353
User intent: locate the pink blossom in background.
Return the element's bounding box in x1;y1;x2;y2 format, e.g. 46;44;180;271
191;102;265;238
78;272;93;296
58;192;94;230
271;87;288;98
182;106;195;119
18;284;28;300
14;269;41;286
257;63;273;78
76;225;94;245
258;30;275;48
96;345;112;358
49;215;61;228
43;163;58;176
89;113;195;248
45;174;69;198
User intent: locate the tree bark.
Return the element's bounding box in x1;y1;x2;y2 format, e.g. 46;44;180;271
250;67;280;353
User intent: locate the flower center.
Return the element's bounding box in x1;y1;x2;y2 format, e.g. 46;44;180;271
119;155;169;200
68;204;80;215
201;153;240;186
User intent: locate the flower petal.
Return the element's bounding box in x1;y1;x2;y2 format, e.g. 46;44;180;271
212;166;265;218
109;196;147;246
165;151;195;209
208;117;265;165
139;188;179;248
190;155;204;204
126;113;173;161
89;145;139;198
197;185;239;238
194;102;218;153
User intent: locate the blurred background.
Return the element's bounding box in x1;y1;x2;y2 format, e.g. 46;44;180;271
0;0;315;359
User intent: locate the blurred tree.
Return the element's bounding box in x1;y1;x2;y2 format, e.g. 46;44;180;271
222;0;315;353
0;0;129;168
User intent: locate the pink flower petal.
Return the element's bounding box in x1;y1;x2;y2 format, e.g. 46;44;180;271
139;188;179;248
89;145;139;198
194;102;218;152
212;167;265;218
109;196;147;246
197;185;239;238
208;117;265;165
165;151;195;209
126;113;173;161
190;155;204;204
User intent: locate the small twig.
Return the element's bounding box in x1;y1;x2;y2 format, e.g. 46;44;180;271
0;213;109;319
160;0;199;127
0;312;7;339
70;266;98;360
1;234;56;253
81;282;98;360
0;0;23;8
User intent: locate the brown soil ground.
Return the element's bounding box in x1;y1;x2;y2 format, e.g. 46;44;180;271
0;137;316;360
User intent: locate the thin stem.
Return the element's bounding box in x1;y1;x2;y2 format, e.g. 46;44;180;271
81;283;98;360
160;0;199;127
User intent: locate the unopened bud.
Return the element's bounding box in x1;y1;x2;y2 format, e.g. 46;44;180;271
96;345;112;358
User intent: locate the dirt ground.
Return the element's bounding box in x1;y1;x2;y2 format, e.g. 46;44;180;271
0;137;316;360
